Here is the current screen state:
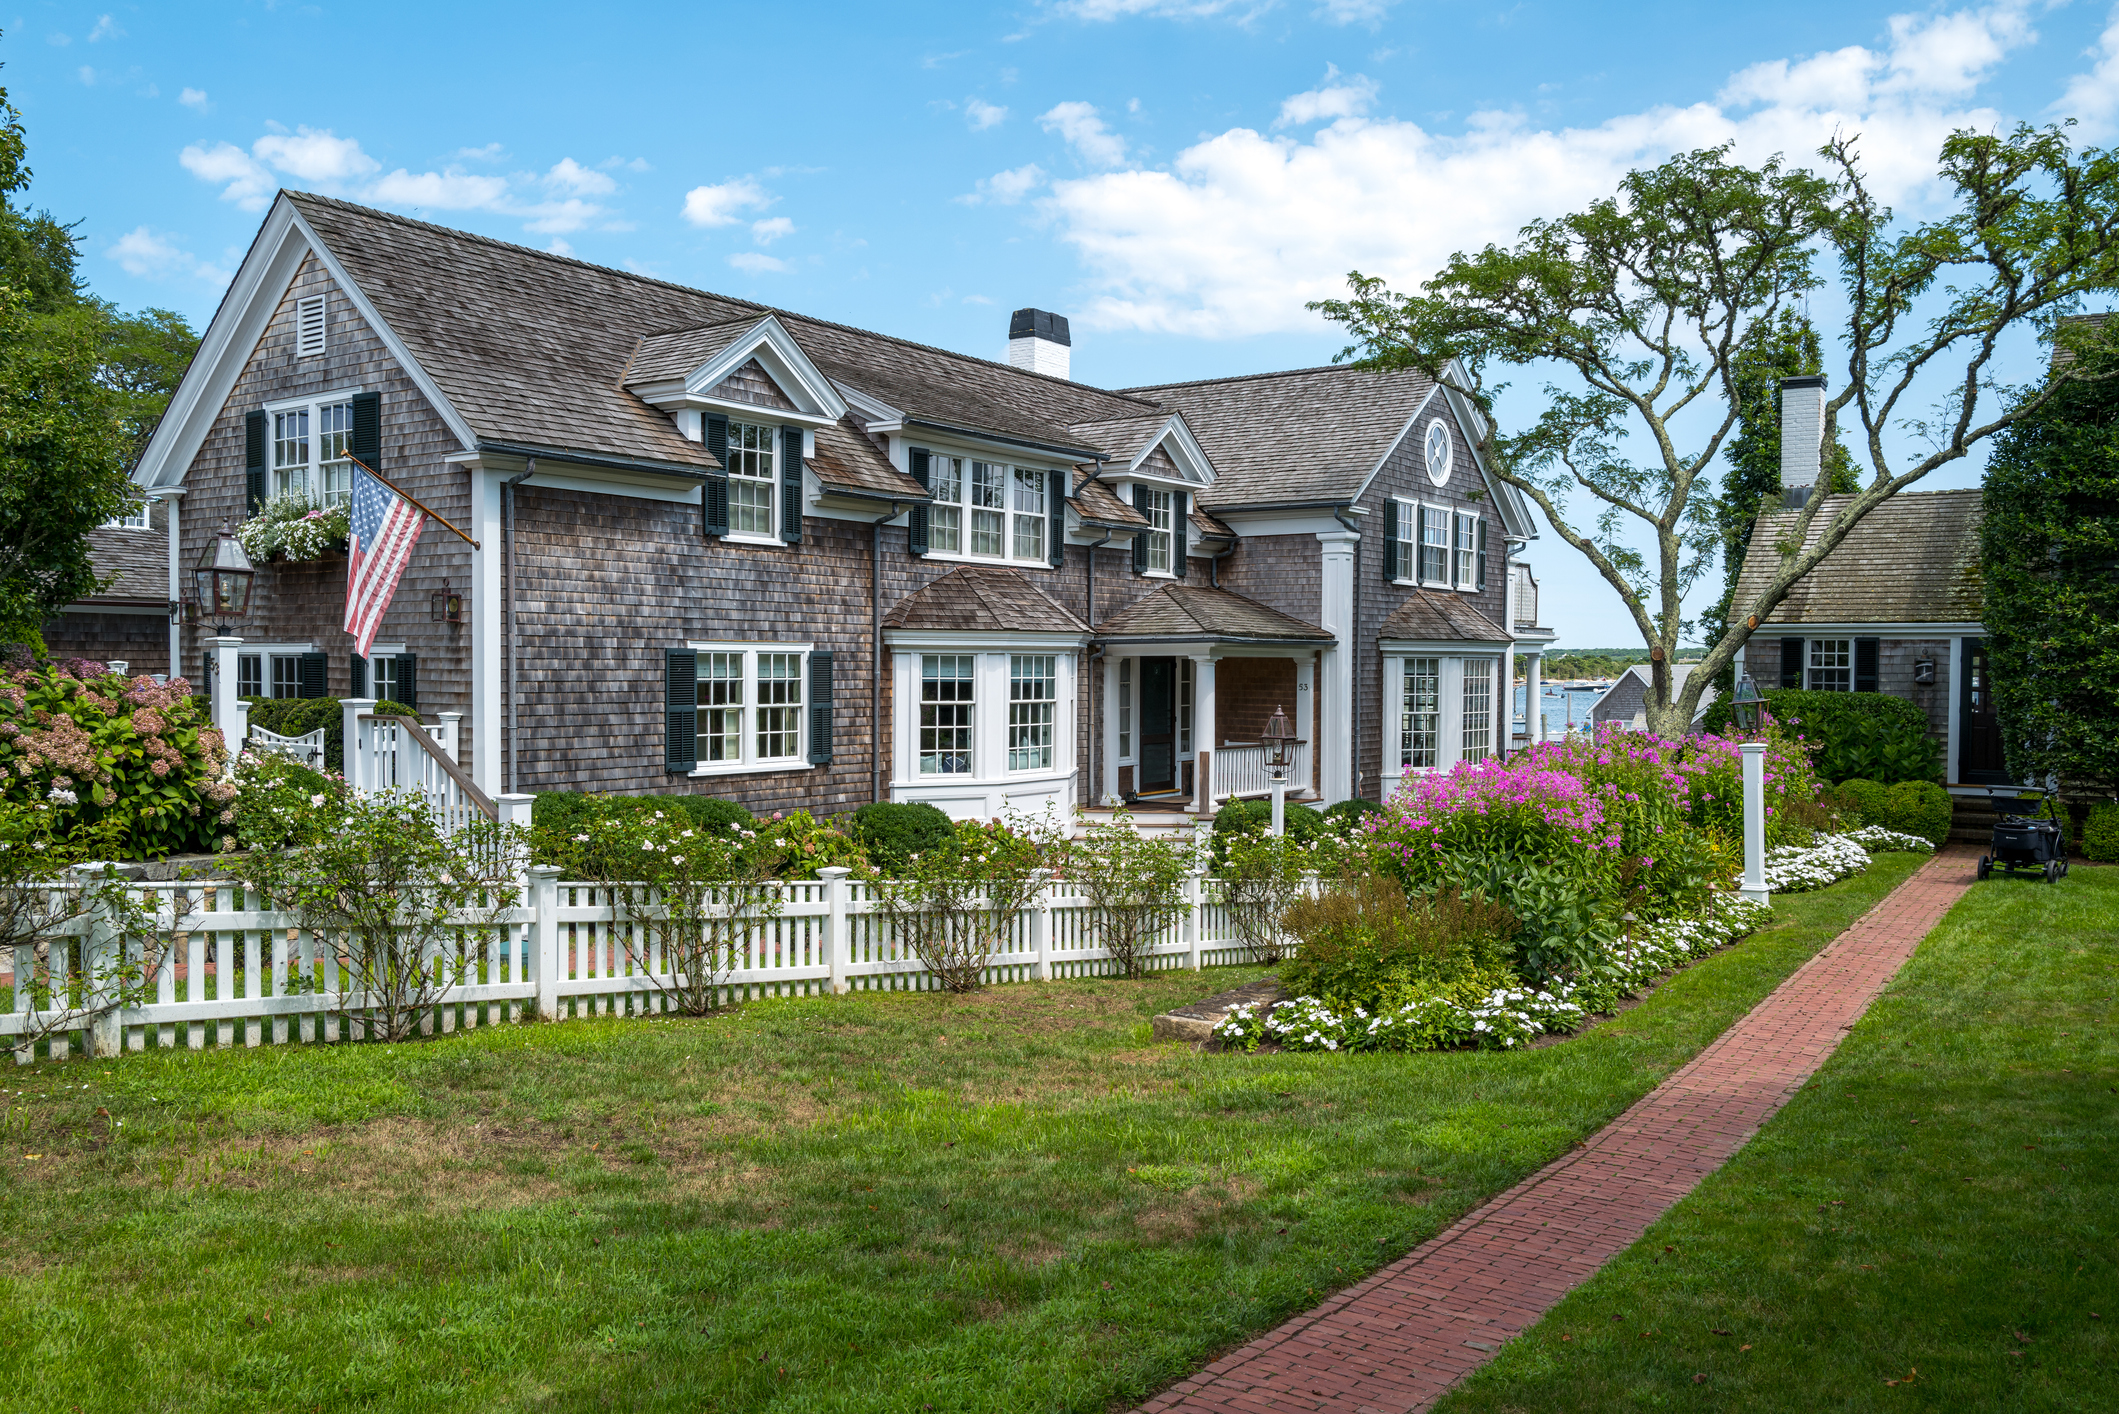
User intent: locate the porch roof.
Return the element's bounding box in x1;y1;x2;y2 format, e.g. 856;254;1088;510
1094;584;1332;645
1378;590;1512;644
883;566;1091;634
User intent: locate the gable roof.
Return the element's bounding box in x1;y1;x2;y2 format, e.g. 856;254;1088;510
1123;364;1437;509
1378;590;1512;644
72;525;167;606
882;567;1090;634
811;418;927;501
1093;584;1331;643
1729;489;1984;626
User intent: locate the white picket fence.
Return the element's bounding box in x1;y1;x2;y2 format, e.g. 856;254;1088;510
2;867;1264;1063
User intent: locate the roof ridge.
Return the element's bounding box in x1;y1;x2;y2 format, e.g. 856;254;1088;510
1123;363;1423;395
284;190;1161;414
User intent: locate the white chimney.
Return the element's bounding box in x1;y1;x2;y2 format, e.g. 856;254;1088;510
1008;307;1071;380
1778;374;1825;507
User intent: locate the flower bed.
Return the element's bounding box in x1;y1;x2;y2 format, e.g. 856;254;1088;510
1766;826;1935;893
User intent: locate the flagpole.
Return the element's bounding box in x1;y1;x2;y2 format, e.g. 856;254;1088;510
344;454;481;549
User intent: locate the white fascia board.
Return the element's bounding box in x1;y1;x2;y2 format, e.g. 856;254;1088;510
1755;621;1984;637
1378;638;1509;656
468;451;706;504
837;383;902;426
1209;508;1348;538
1160;413;1217;486
1439;372;1537;540
1113;418;1214;488
884;629;1088;652
680;316;848;422
1347;382;1442;511
897;426;1079;470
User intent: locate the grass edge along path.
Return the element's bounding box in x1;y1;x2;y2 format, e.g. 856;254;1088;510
1137;847;1976;1414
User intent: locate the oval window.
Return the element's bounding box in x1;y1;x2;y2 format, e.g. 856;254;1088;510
1424;419;1453;486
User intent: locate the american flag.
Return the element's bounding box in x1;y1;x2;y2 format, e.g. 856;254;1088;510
343;462;424;657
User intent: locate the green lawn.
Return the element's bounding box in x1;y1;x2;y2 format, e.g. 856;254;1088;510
1436;862;2119;1414
0;853;1924;1414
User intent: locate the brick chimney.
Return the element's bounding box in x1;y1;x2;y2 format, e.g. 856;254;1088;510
1008;308;1071;380
1778;374;1825;508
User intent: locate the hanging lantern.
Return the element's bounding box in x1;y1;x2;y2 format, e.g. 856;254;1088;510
192;523;256;628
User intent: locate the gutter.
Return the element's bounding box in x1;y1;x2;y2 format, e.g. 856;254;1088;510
900;417;1100;463
1203;498;1358;516
475;440;715;479
870;500;908;804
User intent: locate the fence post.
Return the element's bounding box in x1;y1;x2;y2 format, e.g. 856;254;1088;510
529;864;562;1021
1183;869;1204;971
818;867;851;995
436;711;464;765
340;697;376;794
72;864;123;1058
1031;869;1053;982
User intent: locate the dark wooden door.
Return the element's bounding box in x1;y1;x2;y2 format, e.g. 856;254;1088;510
1959;637;2010;783
1139;657;1176;793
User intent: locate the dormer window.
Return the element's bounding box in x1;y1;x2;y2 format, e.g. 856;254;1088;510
726;419;778;537
1135;486;1174;572
921;454;1050;566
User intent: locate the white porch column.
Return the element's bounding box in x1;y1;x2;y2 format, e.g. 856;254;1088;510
160;489;185;681
471;467;504;794
1315;530;1358;805
205;636;243;753
1525;650;1544;745
1101;653;1120;805
1190;653;1216;809
1295;654;1316;797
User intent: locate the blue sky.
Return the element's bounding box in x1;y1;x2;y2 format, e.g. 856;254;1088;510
6;0;2117;650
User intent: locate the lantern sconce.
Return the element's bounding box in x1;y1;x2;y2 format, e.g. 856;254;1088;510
431;581;466;624
1913;659;1936;686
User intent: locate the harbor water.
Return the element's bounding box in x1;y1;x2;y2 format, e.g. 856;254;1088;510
1514;682;1609;740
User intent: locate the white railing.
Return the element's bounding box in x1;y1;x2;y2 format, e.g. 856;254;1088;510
2;869;1267;1061
343;700;495;831
1211;741;1310;802
246;725;326;769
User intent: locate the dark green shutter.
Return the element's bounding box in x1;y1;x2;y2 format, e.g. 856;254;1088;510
1172;490;1188;580
350;391;381;471
702;414;729;538
396;654;417;712
245;410;268;515
349;653;366;698
1047;469;1068;568
780;424;804;544
1382;500;1400;581
1476;520;1489;589
1130;486;1148;573
807;651;834;764
908;448;931;556
1779;637;1805;689
1854;637;1879;693
298;652;328;699
665;649;697;773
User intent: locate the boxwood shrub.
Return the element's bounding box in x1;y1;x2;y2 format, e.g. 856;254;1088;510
1884;779;1954;847
847;801;955;873
1832;777;1895;829
2082;800;2119;863
1701;687;1939;784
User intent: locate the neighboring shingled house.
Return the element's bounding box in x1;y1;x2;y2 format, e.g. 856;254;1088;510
1588;662;1717;731
41;500;177;674
122;191;1552;817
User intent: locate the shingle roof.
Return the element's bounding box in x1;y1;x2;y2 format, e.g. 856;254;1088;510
623;320;759;385
1123;364;1436;509
1378;590;1512;644
288;193;1159;470
1094;584;1331;642
1728;489;1984;626
812;417;927;501
1072;472;1148;527
882;567;1090;634
1069;412;1174;465
77;525;167;605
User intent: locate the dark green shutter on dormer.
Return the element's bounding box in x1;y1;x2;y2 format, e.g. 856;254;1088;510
702;415;729;538
807;651;834;764
1476;520;1488;589
245;411;268;515
908;448;931;555
1047;469;1068;568
1779;638;1805;689
665;649;697;773
1130;486;1148;573
350;391;381;471
1382;500;1400;581
780;424;804;544
1172;490;1188;580
1854;638;1879;693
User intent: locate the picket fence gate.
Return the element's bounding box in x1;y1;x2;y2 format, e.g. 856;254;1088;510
3;867;1268;1063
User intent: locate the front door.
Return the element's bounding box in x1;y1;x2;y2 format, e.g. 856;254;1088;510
1959;637;2009;783
1139;656;1176;793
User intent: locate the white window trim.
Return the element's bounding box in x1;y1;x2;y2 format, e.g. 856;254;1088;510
722;418;783;548
1391;496;1418;586
1424;416;1454;488
888;643;1078;799
1452;509;1481;595
684;639;816;778
1381;651;1506;784
1806;637;1854;693
1416;502;1453;590
260;386;365;508
916;448;1061;570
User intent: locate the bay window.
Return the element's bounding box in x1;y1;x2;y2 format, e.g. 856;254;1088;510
690;643;811;772
920;654;976;774
1008;655;1057;771
1460;658;1494;763
1399;656;1440;770
889;642;1082;818
1385;652;1503;777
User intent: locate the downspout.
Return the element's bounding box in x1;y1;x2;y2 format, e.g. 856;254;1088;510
872;500;906;805
502;462;535;794
1085;526;1113;805
1335;505;1363;802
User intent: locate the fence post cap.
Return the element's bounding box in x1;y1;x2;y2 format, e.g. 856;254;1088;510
527;863;563;879
815;866;853;880
495;792;535;803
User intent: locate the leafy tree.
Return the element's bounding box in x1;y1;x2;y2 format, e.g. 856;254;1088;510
1312;128;2119;736
1979;320;2119;791
95;303;200;465
0;56;81;315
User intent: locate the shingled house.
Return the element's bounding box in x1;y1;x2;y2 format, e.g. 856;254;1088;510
41;501;178;671
1729;375;2001;786
124;192;1550;818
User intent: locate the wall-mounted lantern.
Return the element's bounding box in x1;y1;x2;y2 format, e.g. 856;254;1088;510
431;581;465;624
192;523;256;632
1913;659;1936;686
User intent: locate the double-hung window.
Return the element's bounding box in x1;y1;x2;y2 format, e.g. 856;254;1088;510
105;505;150;530
1177;658;1193;755
1137;486;1174;573
1807;638;1853;692
1117;658;1133;760
1461;659;1494;763
1419;506;1451;584
1400;657;1440;770
1008;655;1057;771
726;419;777;537
1393;500;1416;582
919;654;976;774
691;644;809;771
924;455;1053;565
268;395;356;507
1453;512;1479;588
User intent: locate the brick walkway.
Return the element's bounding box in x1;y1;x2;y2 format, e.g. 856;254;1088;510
1137;845;1978;1414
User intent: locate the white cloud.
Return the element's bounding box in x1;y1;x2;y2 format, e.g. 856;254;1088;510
966;98;1009;130
681;177;773;227
544;157;616;196
2053;4;2119;139
178;87;209;110
1040;101;1127;168
1275;65;1377;126
252;127;380;184
1061;0;1255;18
728;252;791;274
1041;1;2045;339
88;14;123;41
455;142;506;162
1313;0;1397;22
368;168;510;207
104;226;224;285
751;216;796;244
960;162;1046;205
602;155;653;172
546;237;576;257
180;141;276;209
77;66;96;85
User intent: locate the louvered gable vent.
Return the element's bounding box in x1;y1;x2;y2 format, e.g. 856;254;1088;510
296;295;326;358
